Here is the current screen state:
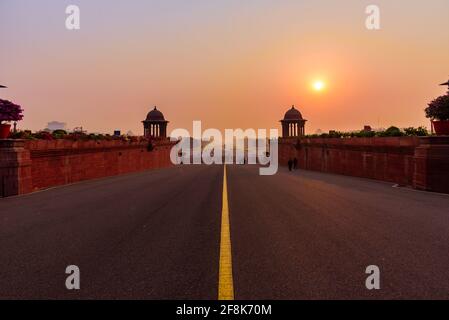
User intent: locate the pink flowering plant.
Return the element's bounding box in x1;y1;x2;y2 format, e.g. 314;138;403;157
0;99;24;124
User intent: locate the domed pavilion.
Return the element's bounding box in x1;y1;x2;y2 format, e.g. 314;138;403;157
280;105;307;137
143;106;169;138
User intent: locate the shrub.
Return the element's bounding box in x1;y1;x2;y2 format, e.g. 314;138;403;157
8;128;147;141
52;129;68;139
377;126;404;137
9;130;33;139
66;132;88;141
303;126;431;138
358;130;376;137
52;129;67;135
34;131;54;140
87;133;108;141
404;126;428;137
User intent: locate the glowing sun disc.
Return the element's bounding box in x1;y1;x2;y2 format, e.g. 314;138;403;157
313;81;325;91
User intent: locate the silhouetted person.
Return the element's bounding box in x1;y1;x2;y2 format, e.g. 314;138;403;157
288;159;293;171
293;157;298;170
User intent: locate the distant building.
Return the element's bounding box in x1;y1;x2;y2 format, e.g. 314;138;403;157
46;121;67;132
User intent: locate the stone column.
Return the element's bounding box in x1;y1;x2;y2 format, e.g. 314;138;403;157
413;136;449;193
0;139;33;197
161;123;167;138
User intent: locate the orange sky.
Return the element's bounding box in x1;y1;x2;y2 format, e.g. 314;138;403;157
1;0;448;135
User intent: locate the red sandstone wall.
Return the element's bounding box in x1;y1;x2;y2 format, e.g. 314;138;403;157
24;139;174;191
279;137;420;186
2;137;448;196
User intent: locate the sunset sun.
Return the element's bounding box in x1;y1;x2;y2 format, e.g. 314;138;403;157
313;80;326;92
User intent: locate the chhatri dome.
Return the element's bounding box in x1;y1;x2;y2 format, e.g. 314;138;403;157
283;106;304;121
145;106;166;121
280;105;307;138
143;106;169;138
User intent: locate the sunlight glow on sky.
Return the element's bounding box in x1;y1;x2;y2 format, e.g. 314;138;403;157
1;0;449;135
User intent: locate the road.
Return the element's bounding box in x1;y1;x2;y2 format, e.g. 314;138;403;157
1;165;449;299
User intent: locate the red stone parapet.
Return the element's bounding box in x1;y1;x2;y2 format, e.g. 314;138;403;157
279;136;449;194
0;139;176;197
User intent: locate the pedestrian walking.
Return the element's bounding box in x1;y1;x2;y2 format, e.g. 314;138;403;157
288;159;293;171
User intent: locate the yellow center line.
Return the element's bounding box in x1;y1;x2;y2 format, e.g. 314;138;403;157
218;164;234;300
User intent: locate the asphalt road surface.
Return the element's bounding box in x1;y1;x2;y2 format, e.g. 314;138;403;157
1;165;449;299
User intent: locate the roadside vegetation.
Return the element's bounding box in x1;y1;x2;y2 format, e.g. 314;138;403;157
9;130;146;142
305;126;429;138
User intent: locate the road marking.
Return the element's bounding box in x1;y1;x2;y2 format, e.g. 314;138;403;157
218;165;234;300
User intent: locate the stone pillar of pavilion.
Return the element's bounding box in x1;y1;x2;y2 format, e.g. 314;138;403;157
280;105;307;138
142;106;169;139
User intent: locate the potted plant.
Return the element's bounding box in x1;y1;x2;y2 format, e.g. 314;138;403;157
0;99;24;139
425;93;449;135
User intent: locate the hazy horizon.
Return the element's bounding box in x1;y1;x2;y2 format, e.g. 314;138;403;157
1;0;449;135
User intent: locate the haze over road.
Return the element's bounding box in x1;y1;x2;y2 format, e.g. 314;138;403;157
1;165;449;299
